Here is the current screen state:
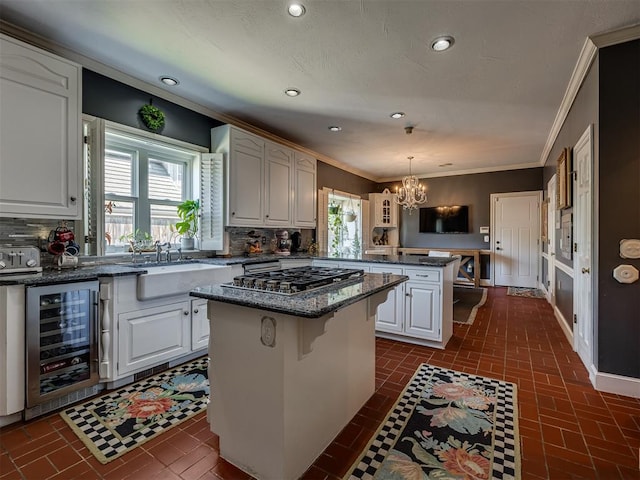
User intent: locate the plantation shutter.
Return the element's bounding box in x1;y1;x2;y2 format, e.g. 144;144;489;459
317;188;328;252
361;199;370;251
199;153;224;251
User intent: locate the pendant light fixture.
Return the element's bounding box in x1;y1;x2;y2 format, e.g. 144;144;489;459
396;156;427;213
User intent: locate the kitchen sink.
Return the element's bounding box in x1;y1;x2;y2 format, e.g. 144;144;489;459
136;262;230;300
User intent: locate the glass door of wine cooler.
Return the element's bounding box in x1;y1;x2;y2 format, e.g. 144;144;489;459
25;280;99;407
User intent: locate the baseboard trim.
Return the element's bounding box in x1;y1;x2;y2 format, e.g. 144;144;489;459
593;369;640;399
553;304;573;345
547;300;640;399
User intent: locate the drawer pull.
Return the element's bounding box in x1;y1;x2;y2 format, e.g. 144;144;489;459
416;274;430;277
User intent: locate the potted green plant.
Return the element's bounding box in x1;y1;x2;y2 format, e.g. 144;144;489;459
176;199;200;250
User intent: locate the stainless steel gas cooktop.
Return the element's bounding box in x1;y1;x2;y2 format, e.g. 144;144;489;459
224;266;365;295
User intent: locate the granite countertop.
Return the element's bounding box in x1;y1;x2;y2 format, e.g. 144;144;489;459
308;253;455;267
190;272;408;318
0;252;452;286
200;253;455;268
0;263;148;286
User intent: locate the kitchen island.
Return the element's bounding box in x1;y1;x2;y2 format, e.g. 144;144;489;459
190;271;407;480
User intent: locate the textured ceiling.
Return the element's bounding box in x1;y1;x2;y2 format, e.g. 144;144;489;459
1;0;639;180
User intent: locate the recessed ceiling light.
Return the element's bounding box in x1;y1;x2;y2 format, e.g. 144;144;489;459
390;112;405;119
328;126;342;132
159;76;180;86
284;88;301;97
431;36;455;52
288;3;306;17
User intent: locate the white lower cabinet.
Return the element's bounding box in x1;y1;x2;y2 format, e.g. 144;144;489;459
312;259;452;348
404;280;441;340
118;301;191;376
191;298;209;350
369;265;404;334
102;266;234;384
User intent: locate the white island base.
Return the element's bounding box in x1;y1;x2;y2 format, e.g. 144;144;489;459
206;292;388;480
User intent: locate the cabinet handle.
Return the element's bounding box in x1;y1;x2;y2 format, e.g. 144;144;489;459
232;212;235;216
416;274;430;278
184;311;189;316
70;196;77;202
193;309;199;314
265;214;269;218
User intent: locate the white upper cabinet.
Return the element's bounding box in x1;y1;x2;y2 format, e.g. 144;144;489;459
264;141;293;226
0;34;82;219
212;125;264;226
369;190;398;228
212;125;316;228
293;152;317;228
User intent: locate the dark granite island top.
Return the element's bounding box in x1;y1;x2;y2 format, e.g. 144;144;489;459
190;272;408;318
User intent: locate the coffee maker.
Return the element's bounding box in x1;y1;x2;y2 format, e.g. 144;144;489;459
274;230;291;256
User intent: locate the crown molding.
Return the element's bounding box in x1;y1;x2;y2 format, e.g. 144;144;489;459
538;23;640;168
537;38;597;167
0;20;379;183
590;23;640;48
377;161;541;183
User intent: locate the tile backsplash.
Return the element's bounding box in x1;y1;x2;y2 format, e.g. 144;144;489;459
1;218;316;260
226;227;315;256
0;218;67;250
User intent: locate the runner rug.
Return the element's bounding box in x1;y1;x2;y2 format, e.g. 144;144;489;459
345;364;520;480
453;286;487;325
60;357;209;464
507;287;546;299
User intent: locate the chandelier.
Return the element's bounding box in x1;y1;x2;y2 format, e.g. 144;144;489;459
396;156;427;213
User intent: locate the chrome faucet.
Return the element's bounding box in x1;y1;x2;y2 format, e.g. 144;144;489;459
166;247;182;263
155;241;171;262
130;241;142;263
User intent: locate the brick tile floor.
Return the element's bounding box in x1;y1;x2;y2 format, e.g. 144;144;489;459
1;287;639;479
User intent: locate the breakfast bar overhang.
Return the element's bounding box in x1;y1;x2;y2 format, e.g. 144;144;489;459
190;272;408;480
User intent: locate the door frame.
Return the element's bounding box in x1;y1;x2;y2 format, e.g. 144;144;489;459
490;190;543;288
573;125;595;373
546;175;557;305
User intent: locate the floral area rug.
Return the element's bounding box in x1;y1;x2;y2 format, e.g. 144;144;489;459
60;358;209;464
506;287;546;299
345;364;520;480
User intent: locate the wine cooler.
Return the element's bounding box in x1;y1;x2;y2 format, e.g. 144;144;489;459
25;281;100;415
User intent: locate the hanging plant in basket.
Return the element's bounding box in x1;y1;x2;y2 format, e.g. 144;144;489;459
139;103;165;132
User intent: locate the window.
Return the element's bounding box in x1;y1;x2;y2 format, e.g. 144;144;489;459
103;129;197;252
81;118;221;256
327;191;362;258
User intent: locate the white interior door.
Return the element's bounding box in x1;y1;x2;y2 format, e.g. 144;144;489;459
492;191;541;288
547;175;557;305
573;126;594;369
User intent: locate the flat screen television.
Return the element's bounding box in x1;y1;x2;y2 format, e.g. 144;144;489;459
419;206;469;233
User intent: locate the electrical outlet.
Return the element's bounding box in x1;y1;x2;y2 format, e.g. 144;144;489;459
483;235;490;242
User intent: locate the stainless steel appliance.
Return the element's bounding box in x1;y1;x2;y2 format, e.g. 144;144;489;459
0;246;42;276
274;230;291;256
226;266;365;295
25;280;100;419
